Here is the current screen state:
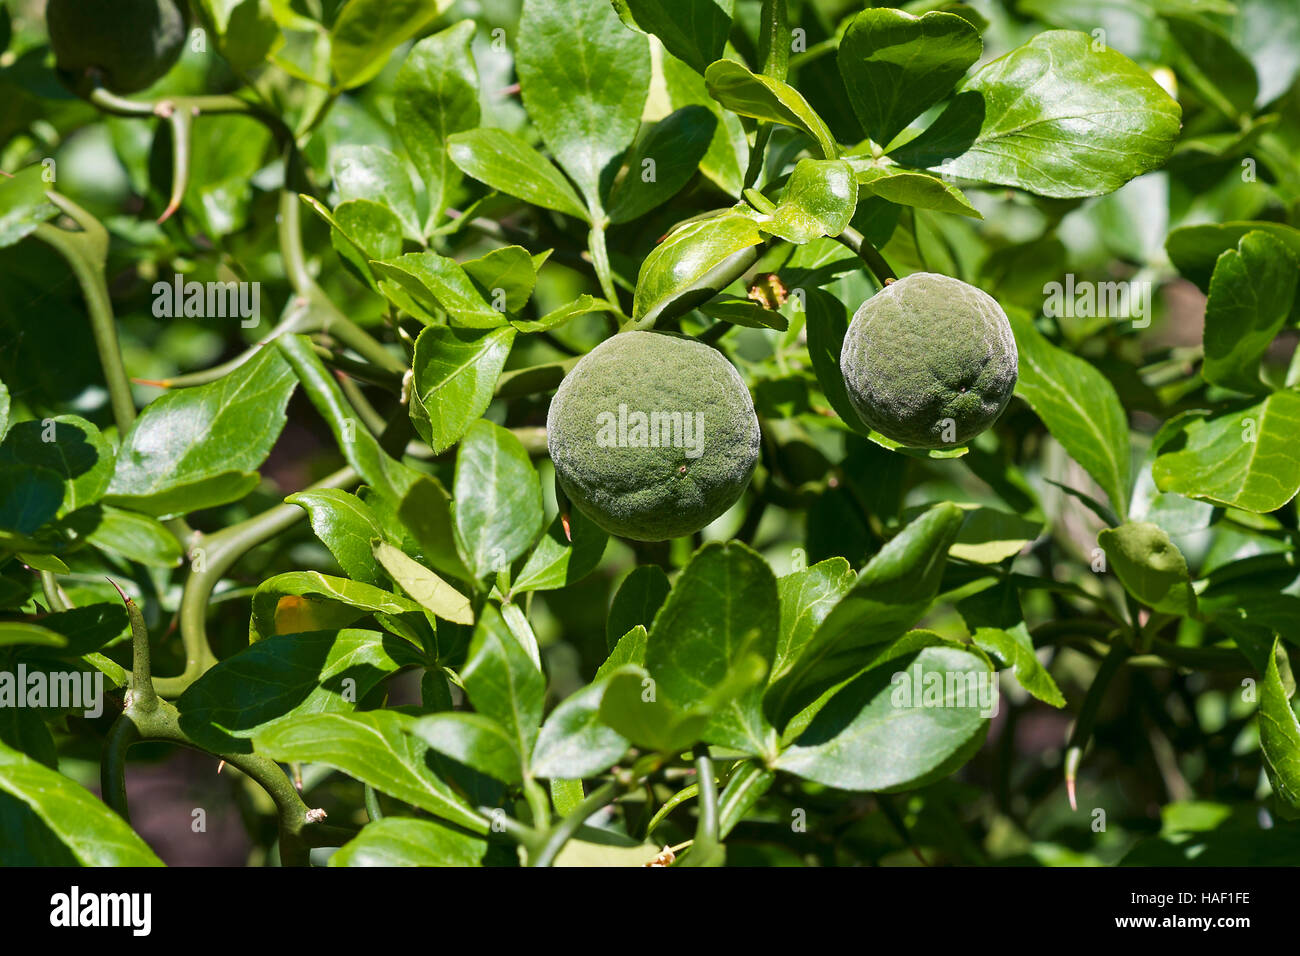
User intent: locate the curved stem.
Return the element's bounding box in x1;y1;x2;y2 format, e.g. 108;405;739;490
1063;640;1129;811
529;780;621;867
154;465;358;696
40;570;70;612
835;226;897;287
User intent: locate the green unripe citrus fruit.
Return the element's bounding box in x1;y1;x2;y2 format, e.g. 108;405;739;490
47;0;190;94
839;272;1018;448
547;331;760;541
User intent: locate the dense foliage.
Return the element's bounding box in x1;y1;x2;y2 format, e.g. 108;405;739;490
1;0;1299;867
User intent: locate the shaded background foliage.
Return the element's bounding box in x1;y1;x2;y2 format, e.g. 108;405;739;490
0;0;1298;866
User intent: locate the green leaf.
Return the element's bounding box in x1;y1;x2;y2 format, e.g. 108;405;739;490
396;476;473;582
596;625;649;680
662;53;748;196
632;213;763;323
646;541;779;758
1152;391;1300;514
286;489;387;586
0;415;114;518
837;8;982;147
82;504;183;568
255;711;486;833
0;464;62;536
776;643;992;791
462;245;542;312
698;295;788;330
773;557;856;684
394;20;480;232
0;622;67;648
1202;232;1298;394
372;252;508;328
760;159;857;244
948;505;1043;564
516;0;650;210
453;420;544;580
972;626;1065;708
461;604;545;760
447;128;590;220
177;629;414;752
611;0;733;75
1008;311;1132;520
330;817;499;866
531;679;629;779
1260;638;1300;812
766;502;966;727
511;294;614;334
331;144;420;240
850;163;982;218
1098;522;1197;615
0;740;163;865
329;0;448;90
303;196;403;290
1165;13;1257;120
408;712;523;784
607;566;671;653
704;59;838;159
106;346;296;517
0;165;57;249
372;541;474;626
250;571;424;640
597;664;710;754
892;31;1181;198
511;508;608;595
1166;221;1300;291
607;106;717;224
408;325;516;454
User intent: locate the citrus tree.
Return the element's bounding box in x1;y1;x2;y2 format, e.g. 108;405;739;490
1;0;1298;867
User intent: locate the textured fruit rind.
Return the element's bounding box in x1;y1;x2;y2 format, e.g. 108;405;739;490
48;0;189;94
840;272;1018;448
547;331;760;541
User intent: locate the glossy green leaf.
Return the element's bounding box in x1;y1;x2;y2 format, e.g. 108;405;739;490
331;144;420;240
704;59;838;159
511;508;608;595
606;567;669;652
511;294;614;334
607;106;717;224
611;0;733;75
1202;231;1298;394
776;643;993;791
330;0;448;90
250;571;423;640
461;604;545;760
177;629;414;752
453;420;544;580
761;159;857;244
372;252;508;328
662;53;748;196
851;163;982;218
408;325;516;454
596;625;649;681
0;415;113;518
396;476;473;582
408;712;523;784
531;679;629;779
463;246;542;312
766;502;966;727
837;8;982;147
516;0;650;209
972;626;1064;708
330;817;499;866
892;31;1181;198
254;711;486;833
447;128;590;220
286;489;387;586
632;213;763;323
0;741;163;865
698;295;788;330
1260;638;1300;812
773;557;855;684
394;20;480;232
1152;390;1300;514
1009;310;1132;519
1098;522;1196;615
106;346;296;517
372;541;474;626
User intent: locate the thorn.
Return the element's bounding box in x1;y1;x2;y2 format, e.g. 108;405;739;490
560;513;572;542
0;169;14;179
156;197;180;225
104;577;132;607
496;82;520;97
217;760;226;774
132;377;172;388
1064;746;1081;811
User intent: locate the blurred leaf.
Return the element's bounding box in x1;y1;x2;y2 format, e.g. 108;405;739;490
0;415;113;518
606;566;670;652
1167;221;1300;290
397;476;473;582
662;53;748;196
0;166;57;249
83;504;183;568
330;0;448;90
